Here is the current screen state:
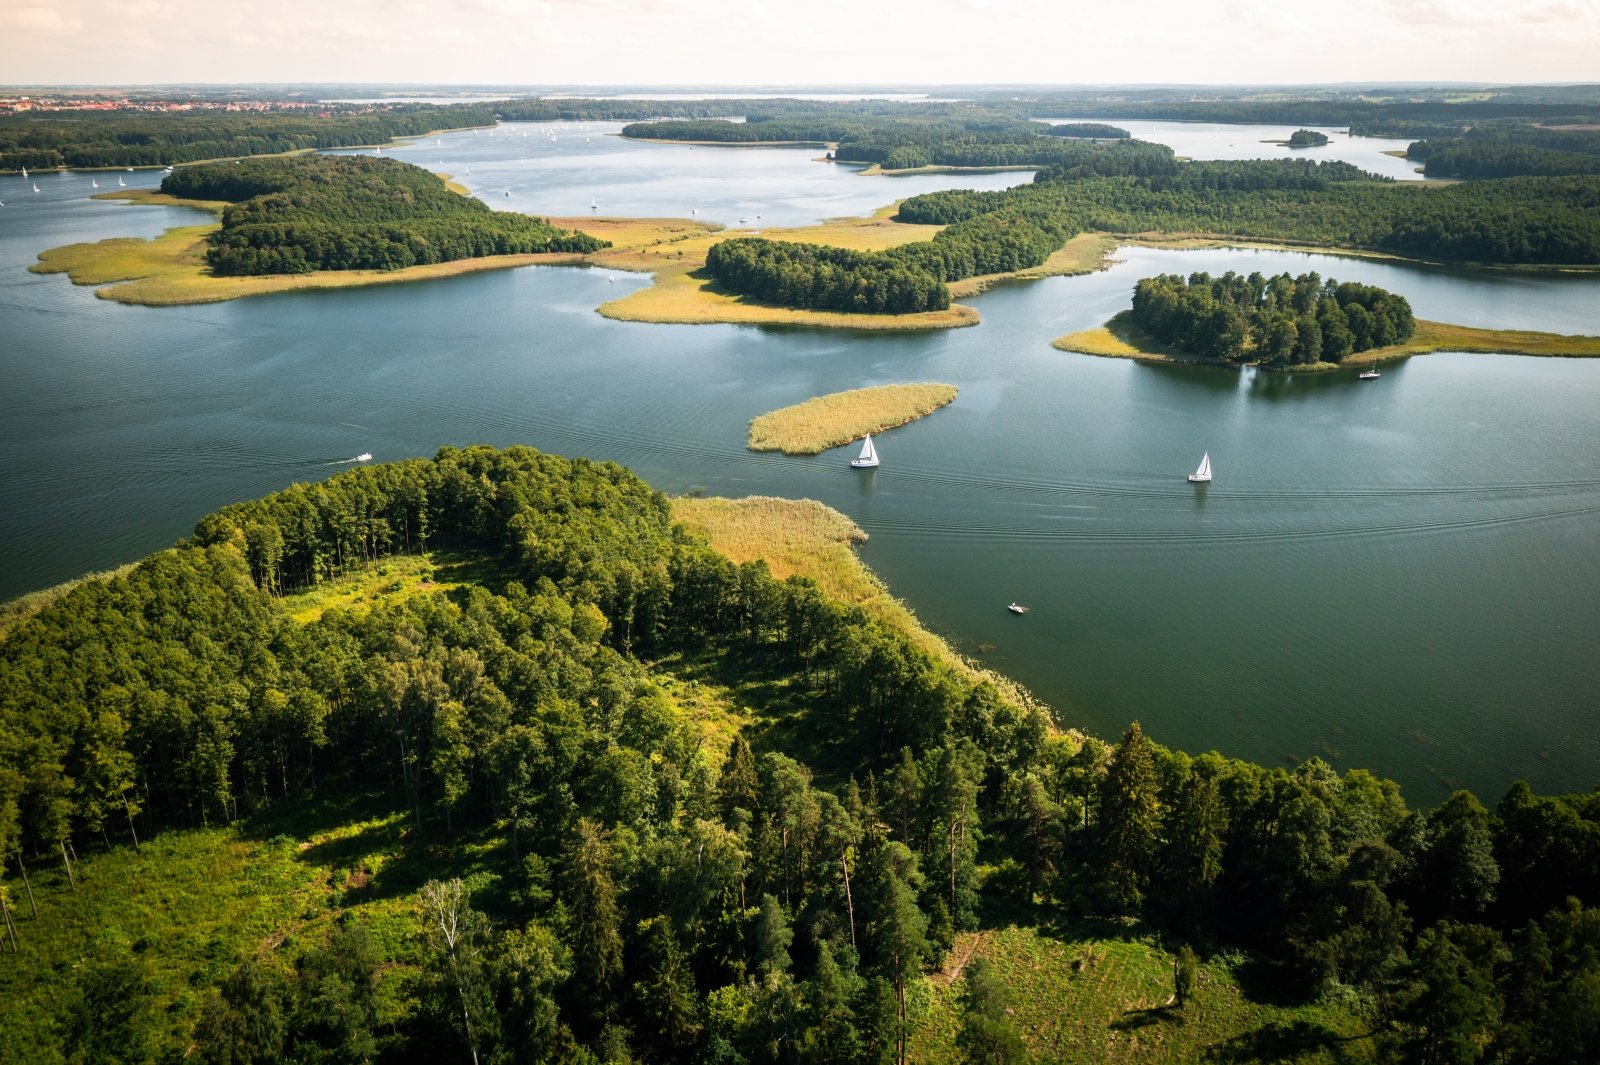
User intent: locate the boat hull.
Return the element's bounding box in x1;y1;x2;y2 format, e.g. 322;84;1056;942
849;459;879;469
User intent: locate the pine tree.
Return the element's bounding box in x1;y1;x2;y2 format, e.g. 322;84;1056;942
566;819;624;999
1100;721;1163;912
635;916;701;1057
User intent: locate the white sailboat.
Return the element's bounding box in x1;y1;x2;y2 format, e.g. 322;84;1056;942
118;177;125;186
1187;451;1212;483
19;166;26;178
91;178;98;188
850;433;880;469
32;183;40;193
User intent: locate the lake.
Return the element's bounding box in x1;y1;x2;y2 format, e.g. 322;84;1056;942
1;121;1596;806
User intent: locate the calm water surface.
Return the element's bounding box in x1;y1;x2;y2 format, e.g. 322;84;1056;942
2;123;1597;806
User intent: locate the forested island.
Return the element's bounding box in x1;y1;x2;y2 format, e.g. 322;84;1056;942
1287;129;1330;148
163;156;604;274
1127;271;1415;366
1;445;1598;1063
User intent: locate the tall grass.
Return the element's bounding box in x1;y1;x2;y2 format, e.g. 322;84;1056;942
749;383;958;455
670;495;1048;719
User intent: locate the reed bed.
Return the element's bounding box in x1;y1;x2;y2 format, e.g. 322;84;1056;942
748;383;959;455
671;494;1046;717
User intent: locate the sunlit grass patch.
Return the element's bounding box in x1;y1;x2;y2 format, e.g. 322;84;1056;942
748;383;958;455
281;553;460;625
912;923;1375;1064
670;495;1045;717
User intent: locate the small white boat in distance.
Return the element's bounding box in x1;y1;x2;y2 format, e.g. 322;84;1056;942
19;166;26;178
91;178;98;187
849;433;880;469
1188;451;1212;483
33;183;40;193
118;177;125;186
355;453;373;462
1359;367;1380;380
1007;603;1028;615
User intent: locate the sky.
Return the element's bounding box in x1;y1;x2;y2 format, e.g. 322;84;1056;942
2;0;1598;87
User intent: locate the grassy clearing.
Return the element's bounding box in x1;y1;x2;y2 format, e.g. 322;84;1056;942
912;923;1375;1064
1055;313;1600;370
280;552;459;625
749;382;959;455
0;797;424;1064
670;495;1048;719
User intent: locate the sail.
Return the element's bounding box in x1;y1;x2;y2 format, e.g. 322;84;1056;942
858;434;877;463
1195;452;1211;479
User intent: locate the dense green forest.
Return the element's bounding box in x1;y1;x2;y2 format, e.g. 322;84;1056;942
1407;126;1600;179
1287;129;1330;148
0;105;497;171
1042;122;1130;140
624;113;1148;171
1;445;1598;1064
1127;271;1416;365
163;155;606;275
704;200;1073;314
896;157;1600;264
702;145;1599;316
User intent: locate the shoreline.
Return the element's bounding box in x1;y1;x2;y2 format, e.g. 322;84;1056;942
670;495;1054;724
33;186;1600;329
3;122;496;176
1052;311;1600;369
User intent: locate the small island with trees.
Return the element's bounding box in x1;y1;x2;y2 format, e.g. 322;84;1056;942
1287;129;1331;148
1055;271;1600;369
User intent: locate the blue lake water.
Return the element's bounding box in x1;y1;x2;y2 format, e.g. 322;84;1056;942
1;121;1597;806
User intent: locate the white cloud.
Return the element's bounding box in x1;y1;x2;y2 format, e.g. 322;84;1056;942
3;0;1598;85
0;5;84;32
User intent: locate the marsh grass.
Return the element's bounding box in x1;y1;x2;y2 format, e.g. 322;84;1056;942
670;495;1046;717
748;383;959;454
1054;312;1600;369
948;232;1120;298
911;923;1374;1064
